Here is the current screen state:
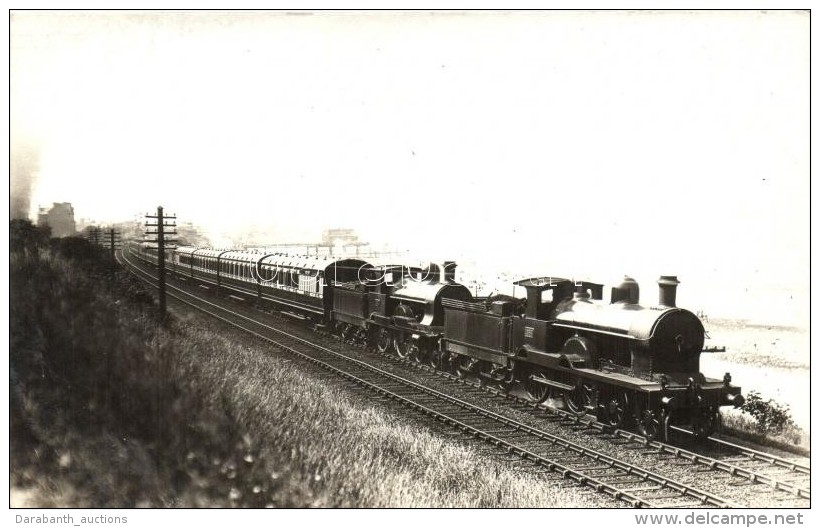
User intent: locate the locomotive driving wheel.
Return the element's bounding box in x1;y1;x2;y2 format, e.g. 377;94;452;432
375;328;391;354
602;392;630;429
565;379;598;417
525;369;553;403
428;346;443;369
480;362;513;391
453;355;479;379
408;340;422;363
340;323;354;343
393;331;411;359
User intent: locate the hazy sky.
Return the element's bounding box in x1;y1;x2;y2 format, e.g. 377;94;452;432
10;11;809;324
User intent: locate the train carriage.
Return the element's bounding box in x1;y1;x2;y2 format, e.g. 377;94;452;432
172;246;369;320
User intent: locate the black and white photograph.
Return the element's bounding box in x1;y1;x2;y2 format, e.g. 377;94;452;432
8;7;810;518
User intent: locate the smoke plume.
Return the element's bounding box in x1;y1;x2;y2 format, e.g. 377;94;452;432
10;138;39;220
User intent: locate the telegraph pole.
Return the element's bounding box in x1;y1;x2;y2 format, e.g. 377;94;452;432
104;228;122;277
86;226;102;246
144;207;176;449
145;206;177;320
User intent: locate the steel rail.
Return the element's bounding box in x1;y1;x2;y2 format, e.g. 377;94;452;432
119;248;740;508
377;341;812;501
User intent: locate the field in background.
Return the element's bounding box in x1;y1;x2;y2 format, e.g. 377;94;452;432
704;318;809;370
702;318;809;433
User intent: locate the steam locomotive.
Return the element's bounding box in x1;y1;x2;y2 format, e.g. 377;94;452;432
137;244;744;441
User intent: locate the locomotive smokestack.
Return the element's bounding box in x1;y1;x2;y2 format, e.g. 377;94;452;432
657;276;680;307
444;261;457;283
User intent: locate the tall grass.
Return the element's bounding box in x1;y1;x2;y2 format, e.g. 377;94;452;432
10;222;587;508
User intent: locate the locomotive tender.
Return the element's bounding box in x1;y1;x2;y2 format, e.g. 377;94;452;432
140;244;743;441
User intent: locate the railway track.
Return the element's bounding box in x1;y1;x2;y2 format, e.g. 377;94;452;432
375;349;811;503
119;248;744;508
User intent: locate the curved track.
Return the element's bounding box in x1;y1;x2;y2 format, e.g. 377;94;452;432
376;349;810;503
119;248;746;508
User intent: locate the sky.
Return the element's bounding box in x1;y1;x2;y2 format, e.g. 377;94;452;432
10;10;810;325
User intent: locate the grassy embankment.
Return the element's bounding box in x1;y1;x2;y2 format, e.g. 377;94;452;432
10;221;590;507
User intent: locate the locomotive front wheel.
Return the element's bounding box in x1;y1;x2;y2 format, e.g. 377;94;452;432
636;408;662;441
691;407;718;441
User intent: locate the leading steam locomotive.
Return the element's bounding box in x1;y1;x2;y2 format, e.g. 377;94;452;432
136;244;744;441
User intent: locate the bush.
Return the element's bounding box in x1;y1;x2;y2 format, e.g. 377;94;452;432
739;390;795;435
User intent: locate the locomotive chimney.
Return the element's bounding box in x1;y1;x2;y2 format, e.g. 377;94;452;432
443;261;457;283
657;275;680;307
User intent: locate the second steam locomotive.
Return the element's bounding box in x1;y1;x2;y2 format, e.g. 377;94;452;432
138;244;744;441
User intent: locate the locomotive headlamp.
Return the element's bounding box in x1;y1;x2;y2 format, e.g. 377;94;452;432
723;373;732;386
725;393;745;408
661;395;680;409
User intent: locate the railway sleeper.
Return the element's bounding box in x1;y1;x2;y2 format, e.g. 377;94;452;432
619;485;665;493
571;464;615;472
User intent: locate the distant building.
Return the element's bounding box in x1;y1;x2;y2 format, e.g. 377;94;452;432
322;228;359;246
37;202;76;237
